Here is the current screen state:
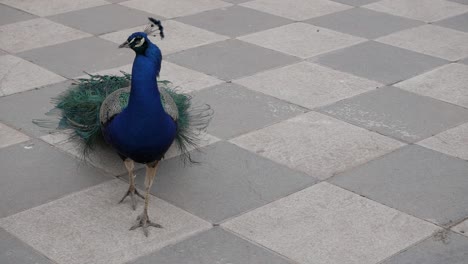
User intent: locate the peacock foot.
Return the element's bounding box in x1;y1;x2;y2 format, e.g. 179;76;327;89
119;187;145;210
130;211;163;237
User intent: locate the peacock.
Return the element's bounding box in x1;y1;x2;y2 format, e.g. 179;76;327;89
35;18;212;237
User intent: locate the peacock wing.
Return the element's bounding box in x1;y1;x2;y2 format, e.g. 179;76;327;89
160;87;179;121
99;87;131;126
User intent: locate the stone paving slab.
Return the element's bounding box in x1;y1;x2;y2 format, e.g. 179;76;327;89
1;1;468;263
0;139;112;218
319;86;468;143
0;228;54;264
311;41;448;85
418;122;468;161
130;228;294;264
223;182;439;264
231;111;404;179
135;141;317;223
0;122;30;149
330;145;468;227
380;231;468;264
193;82;306;139
0;80;72;137
0;180;212;264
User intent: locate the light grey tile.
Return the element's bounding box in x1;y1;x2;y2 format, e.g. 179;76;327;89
100;20;228;55
135;141;317;223
48;4;161;35
166;39;299;80
0;80;71;138
223;0;252;3
453;220;468;237
160;61;223;92
0;0;108;16
418;122;468;161
311;41;448;84
130;228;294;264
437;12;468;33
0;139;111;218
0;4;36;26
0;123;29;149
17;37;134;78
240;0;351;20
176;5;292;37
193;83;306;139
121;0;231;19
330;0;379;6
330;145;468;227
0;55;65;96
0;180;211;264
319;86;468;142
238;22;366;59
307;7;423;39
0;18;91;53
396;63;468;108
231;111;404;180
381;231;468;264
377;25;468;61
223;182;438;264
0;228;53;264
235;61;382;109
364;0;468;22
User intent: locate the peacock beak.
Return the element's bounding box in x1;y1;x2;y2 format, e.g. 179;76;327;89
119;41;130;48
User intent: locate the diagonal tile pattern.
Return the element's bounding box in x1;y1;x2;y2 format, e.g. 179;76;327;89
231;112;404;179
319;86;468;143
223;182;438;264
238;22;366;58
1;1;468;263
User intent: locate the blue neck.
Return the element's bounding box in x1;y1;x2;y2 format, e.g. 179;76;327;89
127;43;165;117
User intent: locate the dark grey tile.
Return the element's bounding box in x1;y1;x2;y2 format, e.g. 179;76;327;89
135;141;317;223
17;37;134;78
48;4;161;35
0;4;36;26
0;139;112;218
176;5;292;37
0;228;53;264
130;228;294;264
0;81;72;138
193;83;306;139
311;41;448;84
330;145;468;227
307;8;423;39
381;231;468;264
330;0;379;6
166;39;299;80
436;13;468;33
319;86;468;142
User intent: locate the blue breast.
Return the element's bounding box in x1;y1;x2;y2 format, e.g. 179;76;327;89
103;42;177;163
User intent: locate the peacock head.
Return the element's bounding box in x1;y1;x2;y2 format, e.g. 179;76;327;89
119;18;164;54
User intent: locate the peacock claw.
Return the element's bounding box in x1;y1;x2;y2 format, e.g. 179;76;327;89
119;188;145;210
130;211;162;237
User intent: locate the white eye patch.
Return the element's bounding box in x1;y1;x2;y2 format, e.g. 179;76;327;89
128;38;136;44
134;37;145;47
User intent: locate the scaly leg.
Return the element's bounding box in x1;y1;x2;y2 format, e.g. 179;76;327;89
130;161;163;237
119;159;144;210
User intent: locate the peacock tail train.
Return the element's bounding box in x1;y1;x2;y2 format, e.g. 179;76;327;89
34;72;212;163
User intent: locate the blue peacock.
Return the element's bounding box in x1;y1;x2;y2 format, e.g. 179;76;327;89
35;18;212;237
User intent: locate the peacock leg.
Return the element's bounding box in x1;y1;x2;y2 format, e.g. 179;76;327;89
119;159;144;210
130;161;163;237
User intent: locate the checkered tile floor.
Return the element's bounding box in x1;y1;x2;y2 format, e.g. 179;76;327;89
1;0;468;263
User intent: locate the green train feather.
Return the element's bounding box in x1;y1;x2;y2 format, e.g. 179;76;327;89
34;72;212;163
